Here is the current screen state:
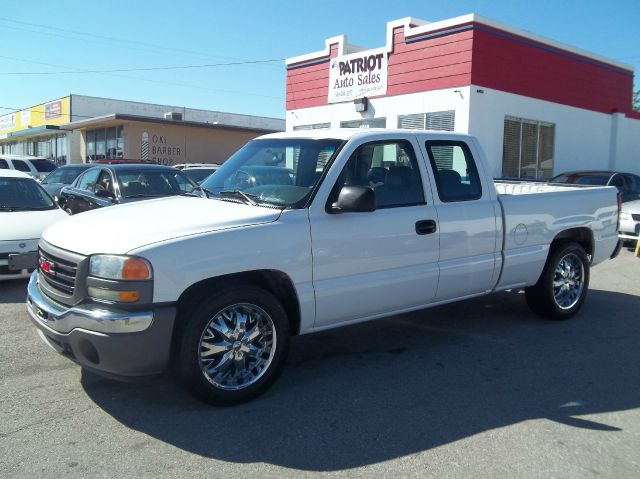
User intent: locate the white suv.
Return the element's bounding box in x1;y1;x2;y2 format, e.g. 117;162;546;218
0;154;58;182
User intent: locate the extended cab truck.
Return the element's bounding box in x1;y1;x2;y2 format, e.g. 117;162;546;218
26;130;620;405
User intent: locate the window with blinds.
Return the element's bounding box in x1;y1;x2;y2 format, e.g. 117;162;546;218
292;122;331;131
340;118;386;128
398;110;455;131
502;116;555;180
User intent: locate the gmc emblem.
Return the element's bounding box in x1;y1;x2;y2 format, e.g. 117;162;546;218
39;257;55;274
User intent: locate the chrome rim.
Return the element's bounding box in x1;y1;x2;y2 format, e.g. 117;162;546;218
552;253;585;310
198;303;276;390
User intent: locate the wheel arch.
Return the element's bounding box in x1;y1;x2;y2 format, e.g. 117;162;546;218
172;270;302;353
550;227;594;259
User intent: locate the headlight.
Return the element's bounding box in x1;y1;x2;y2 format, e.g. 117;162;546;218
619;212;631;220
89;255;152;280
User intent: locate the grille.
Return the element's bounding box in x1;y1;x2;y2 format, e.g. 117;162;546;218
39;248;78;296
632;214;640;221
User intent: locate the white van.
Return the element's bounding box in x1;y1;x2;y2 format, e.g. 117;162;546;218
0;154;58;182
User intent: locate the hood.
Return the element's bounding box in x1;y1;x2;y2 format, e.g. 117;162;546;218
621;199;640;213
42;196;282;255
2;208;69;241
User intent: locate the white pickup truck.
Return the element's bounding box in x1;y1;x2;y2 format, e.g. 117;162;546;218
26;129;620;405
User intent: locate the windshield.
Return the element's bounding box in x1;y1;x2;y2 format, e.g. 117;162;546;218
29;159;58;173
0;177;57;211
115;169;199;198
200;138;343;208
42;166;89;185
183;168;218;184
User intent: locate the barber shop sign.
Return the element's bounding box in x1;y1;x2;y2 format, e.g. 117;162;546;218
328;49;388;104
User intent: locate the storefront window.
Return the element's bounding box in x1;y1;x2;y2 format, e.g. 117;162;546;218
116;126;124;158
36;138;52;158
106;127;117;158
86;130;96;161
55;135;67;165
96;129;106;160
86;126;124;161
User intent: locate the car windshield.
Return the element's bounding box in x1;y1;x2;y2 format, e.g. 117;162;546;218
115;169;199;198
183;168;218;184
0;177;57;211
29;159;58;173
200;138;343;208
42;166;89;185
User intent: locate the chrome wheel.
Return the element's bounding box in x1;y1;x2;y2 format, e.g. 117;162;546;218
552;253;585;310
198;303;276;390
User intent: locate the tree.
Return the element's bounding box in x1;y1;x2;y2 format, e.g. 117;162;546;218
634;89;640;111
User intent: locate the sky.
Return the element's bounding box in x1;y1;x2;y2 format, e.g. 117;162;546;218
1;0;638;120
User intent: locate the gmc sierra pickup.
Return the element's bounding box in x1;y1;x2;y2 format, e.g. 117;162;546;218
26;129;620;405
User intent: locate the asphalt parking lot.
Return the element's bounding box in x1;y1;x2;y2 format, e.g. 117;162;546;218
1;249;639;478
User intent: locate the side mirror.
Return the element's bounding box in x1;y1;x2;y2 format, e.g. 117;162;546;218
330;185;376;213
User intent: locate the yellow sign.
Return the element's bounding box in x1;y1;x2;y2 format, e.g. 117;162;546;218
0;96;71;134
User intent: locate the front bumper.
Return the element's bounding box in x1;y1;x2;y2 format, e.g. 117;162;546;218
26;272;177;378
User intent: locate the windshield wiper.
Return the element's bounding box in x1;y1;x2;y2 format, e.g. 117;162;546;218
219;189;258;206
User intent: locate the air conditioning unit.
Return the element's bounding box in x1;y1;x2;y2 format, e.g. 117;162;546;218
164;112;183;121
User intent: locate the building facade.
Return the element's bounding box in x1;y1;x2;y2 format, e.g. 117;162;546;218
286;15;640;179
0;95;285;165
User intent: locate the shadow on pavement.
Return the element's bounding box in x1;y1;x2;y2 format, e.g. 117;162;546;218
82;288;640;471
0;278;29;304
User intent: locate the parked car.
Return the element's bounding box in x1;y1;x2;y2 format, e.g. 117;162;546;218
27;129;620;405
182;166;219;184
619;199;640;244
40;164;94;202
57;164;201;215
0;154;58;182
551;170;640;203
0;170;68;280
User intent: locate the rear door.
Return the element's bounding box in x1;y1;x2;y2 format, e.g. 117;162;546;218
309;134;440;328
418;136;501;300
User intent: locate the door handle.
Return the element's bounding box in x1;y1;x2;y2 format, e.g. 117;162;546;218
415;219;437;235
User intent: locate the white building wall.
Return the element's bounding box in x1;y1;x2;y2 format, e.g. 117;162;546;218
287;86;471;133
614;116;640;174
289;85;639;177
467;86;623;178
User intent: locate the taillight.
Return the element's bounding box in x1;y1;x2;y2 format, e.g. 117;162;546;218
616;193;622;231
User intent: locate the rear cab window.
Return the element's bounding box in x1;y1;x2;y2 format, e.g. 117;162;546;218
425;140;482;202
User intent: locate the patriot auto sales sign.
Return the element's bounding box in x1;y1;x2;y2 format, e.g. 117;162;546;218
328;49;388;104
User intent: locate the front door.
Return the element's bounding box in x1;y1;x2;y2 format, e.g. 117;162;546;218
309;136;440;328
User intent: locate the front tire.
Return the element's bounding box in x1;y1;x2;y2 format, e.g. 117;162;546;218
525;242;590;320
177;285;290;405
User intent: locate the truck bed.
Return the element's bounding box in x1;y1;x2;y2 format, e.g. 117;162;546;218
493;180;619;290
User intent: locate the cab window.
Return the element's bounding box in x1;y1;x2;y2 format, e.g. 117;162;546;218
426;141;482;202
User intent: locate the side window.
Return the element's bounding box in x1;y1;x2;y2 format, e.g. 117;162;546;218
426;141;482;202
77;169;100;191
0;159;8;169
332;140;425;209
12;160;31;172
96;170;115;195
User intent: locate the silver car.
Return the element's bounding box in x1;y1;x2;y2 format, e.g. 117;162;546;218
619;199;640;244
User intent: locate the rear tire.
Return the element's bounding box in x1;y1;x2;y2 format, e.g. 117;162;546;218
176;285;290;405
525;242;590;320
